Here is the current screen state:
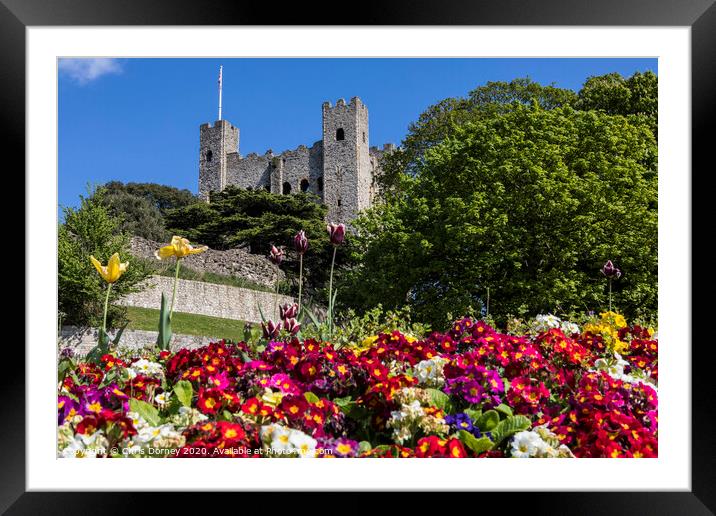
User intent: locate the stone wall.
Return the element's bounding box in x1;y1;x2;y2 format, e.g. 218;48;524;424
130;237;284;289
58;326;218;357
117;275;294;323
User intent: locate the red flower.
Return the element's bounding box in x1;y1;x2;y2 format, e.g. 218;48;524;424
197;388;224;415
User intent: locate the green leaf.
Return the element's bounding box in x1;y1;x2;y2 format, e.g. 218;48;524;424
476;410;500;432
458;430;494;454
490;415;531;445
257;302;268;324
425;388;453;412
464;408;482;423
173;380;193;408
129;398;160;427
358;441;372;454
112;322;128;346
494;403;513;418
304;392;320;404
156;292;172;351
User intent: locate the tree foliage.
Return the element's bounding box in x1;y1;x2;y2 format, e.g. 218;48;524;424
58;188;152;328
345;103;657;328
165;187;345;299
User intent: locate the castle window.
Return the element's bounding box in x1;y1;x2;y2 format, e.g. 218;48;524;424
206;150;213;162
300;179;310;192
283;182;292;195
336;128;345;141
265;184;271;192
363;132;366;143
338;199;342;207
317;176;324;191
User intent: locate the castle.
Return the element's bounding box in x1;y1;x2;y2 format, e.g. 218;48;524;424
198;97;394;223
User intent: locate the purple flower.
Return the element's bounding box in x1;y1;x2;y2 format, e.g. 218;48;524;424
280;302;299;320
445;412;474;433
261;320;281;339
58;395;78;425
327;223;346;246
269;245;284;266
601;260;622;279
293;230;309;255
283;318;301;336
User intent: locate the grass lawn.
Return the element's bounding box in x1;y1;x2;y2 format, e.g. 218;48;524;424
123;306;247;342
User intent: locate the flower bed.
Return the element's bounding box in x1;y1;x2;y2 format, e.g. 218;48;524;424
57;312;657;458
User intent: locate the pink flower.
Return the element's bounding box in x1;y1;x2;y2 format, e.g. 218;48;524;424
294;230;309;255
269;245;284;266
327;223;346;246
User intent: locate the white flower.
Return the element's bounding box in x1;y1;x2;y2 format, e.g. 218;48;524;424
413;356;448;387
288;430;317;458
155;392;170;405
130;359;164;377
511;430;541;458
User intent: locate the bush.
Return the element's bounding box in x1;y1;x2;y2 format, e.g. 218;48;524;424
58;188;151;328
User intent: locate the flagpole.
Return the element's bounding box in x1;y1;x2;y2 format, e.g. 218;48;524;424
218;65;223;121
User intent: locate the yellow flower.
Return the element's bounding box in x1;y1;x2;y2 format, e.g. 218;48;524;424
90;253;128;283
155;236;208;260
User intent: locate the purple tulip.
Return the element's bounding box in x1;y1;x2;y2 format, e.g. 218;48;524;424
261;320;281;339
294;230;309;255
283;318;301;336
269;245;284;266
601;260;622;279
327;223;346;246
280;302;299;320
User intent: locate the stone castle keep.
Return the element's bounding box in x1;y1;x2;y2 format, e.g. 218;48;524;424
199;97;394;222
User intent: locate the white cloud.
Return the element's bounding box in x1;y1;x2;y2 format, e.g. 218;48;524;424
58;58;123;85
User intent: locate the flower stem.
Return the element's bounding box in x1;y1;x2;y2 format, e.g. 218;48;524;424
102;282;113;337
170;258;181;320
274;267;280;320
298;254;303;314
608;279;612;312
328;246;337;338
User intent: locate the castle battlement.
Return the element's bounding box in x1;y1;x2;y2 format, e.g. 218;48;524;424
199;97;391;223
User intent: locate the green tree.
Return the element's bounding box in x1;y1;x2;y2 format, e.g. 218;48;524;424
379;78;578;193
58;188;152;328
576;71;657;136
103;181;198;214
165;187;344;301
345;103;657;328
101;189;169;241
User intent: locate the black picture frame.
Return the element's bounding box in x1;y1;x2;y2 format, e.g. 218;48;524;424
4;0;711;513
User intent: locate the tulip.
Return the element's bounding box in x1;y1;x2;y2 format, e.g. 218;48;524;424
600;260;622;279
327;223;346;246
280;302;299;321
155;236;208;260
601;260;622;311
283;318;301;336
154;236;208;320
293;230;309;313
326;222;346;339
269;245;284;266
261;320;281;340
89;253;129;356
293;230;309;255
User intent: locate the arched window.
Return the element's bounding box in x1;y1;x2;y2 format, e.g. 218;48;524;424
264;184;271;192
282;182;292;195
206;150;213;162
317;176;324;192
300;179;310;192
336;128;345;141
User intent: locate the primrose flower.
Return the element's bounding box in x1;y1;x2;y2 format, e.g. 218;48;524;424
327;223;346;246
269;245;284;266
90;253;128;284
155;236;208;260
293;230;309;255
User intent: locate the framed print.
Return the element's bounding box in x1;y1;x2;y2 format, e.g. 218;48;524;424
5;0;712;512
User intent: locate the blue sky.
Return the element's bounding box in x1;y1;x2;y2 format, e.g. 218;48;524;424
59;57;657;211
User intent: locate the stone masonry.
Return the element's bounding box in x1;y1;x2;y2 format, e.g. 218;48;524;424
130;236;284;289
117;275;294;323
198;97;395;223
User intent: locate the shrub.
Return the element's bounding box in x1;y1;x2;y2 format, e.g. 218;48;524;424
58;188;151;328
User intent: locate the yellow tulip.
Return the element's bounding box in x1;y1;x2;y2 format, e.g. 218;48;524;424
90;253;128;284
155;236;208;260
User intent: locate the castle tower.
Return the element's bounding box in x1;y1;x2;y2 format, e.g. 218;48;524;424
321;97;372;223
198;120;239;201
